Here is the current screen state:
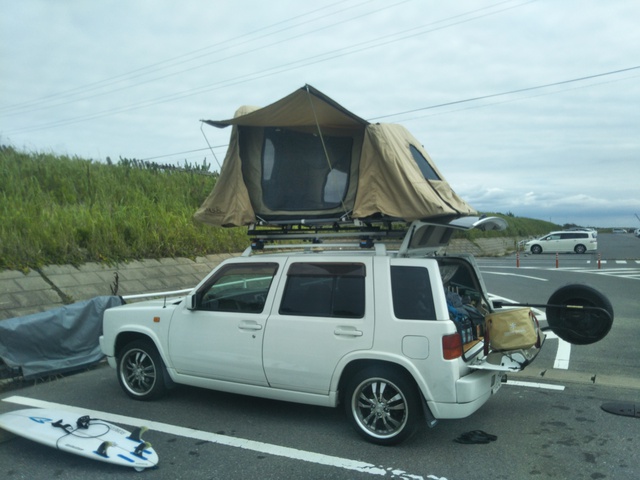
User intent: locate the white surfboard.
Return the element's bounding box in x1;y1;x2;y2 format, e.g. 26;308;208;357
0;408;159;471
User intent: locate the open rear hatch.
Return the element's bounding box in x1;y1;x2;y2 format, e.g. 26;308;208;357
398;216;508;256
398;216;545;373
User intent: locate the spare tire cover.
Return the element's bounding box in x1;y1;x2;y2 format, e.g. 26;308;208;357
546;284;614;345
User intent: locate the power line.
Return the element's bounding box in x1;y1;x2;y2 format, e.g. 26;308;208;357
138;67;640;164
3;0;534;135
0;0;378;116
389;73;640;123
368;66;640;121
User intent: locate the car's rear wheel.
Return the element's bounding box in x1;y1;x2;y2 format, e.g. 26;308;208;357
117;340;168;400
574;244;587;254
531;245;542;254
344;366;422;445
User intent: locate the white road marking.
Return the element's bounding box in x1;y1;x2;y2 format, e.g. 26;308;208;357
2;395;438;480
483;271;548;281
553;339;572;370
505;380;565;391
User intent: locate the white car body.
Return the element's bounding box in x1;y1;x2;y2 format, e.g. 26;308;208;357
100;217;544;444
525;230;597;254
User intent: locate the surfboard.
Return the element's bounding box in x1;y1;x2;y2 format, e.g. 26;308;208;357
0;408;158;471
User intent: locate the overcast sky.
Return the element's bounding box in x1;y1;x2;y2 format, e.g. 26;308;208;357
2;0;639;228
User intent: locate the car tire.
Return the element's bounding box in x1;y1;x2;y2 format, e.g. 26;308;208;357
531;245;542;254
546;284;614;345
574;244;587;254
344;366;422;445
117;339;168;401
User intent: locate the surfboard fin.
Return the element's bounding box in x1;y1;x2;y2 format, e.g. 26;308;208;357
133;441;152;458
128;426;148;442
95;441;114;458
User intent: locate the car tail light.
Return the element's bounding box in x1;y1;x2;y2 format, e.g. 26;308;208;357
442;333;463;360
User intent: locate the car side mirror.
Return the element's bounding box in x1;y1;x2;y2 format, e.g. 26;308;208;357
185;294;197;311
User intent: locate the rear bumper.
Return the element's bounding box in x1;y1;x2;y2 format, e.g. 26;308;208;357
428;369;503;419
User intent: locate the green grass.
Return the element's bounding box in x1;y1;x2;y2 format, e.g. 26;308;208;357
0;145;560;272
0;145;247;271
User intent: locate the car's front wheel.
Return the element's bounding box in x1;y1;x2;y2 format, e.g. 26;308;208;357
117;340;168;400
531;245;542;254
344;366;422;445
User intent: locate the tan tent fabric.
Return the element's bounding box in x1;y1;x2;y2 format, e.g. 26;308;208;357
193;108;256;227
195;85;476;227
204;85;367;129
355;124;476;221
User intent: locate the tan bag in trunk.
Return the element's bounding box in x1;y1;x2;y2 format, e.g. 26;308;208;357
486;307;539;351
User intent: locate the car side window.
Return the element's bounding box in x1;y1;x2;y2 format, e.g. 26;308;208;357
279;263;365;318
390;266;436;320
197;263;279;313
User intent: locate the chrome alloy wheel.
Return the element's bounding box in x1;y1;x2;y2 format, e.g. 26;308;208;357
351;377;409;439
120;348;157;396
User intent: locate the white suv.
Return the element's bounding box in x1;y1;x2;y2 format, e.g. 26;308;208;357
100;218;611;444
525;230;597;254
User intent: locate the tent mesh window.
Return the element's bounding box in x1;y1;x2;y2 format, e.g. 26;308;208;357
409;145;441;181
260;128;353;211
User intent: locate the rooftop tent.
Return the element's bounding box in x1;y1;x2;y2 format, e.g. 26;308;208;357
194;85;476;227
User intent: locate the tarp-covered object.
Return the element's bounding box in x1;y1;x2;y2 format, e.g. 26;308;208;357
194;85;476;227
0;296;123;380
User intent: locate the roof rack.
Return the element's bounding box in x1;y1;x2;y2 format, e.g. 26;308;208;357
248;221;406;240
241;241;390;256
245;220;408;254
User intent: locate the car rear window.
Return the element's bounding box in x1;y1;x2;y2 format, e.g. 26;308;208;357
390;266;436;320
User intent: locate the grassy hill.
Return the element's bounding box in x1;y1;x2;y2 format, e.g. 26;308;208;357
0;145;559;272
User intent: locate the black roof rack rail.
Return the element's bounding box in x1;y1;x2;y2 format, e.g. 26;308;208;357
246;220;409;252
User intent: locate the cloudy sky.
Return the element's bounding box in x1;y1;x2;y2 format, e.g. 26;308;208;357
2;0;639;228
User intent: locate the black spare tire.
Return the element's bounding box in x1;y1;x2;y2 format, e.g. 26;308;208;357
546;284;613;345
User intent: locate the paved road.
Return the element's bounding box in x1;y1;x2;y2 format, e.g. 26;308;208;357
1;233;638;479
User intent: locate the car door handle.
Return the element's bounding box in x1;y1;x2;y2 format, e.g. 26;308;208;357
334;326;363;337
239;321;263;331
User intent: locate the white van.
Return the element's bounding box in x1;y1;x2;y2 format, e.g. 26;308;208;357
525;230;597;254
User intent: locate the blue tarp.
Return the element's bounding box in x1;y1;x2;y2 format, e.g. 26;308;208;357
0;296;123;380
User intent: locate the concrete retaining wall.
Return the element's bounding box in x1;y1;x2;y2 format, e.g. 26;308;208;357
0;254;235;321
444;237;521;257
